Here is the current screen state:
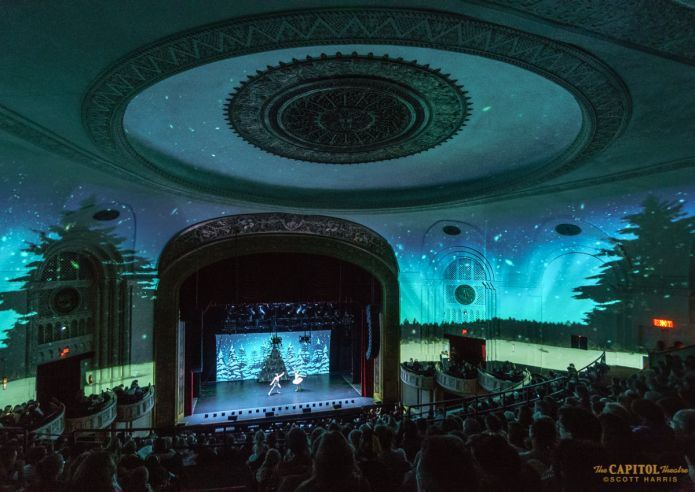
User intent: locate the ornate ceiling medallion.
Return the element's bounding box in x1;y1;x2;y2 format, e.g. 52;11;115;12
225;53;470;164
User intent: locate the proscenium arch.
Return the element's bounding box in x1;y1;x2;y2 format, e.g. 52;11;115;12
154;213;400;427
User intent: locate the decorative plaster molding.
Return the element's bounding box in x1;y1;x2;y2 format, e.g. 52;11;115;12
82;8;631;209
159;212;397;274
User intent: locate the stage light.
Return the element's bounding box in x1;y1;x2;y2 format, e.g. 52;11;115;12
2;377;7;390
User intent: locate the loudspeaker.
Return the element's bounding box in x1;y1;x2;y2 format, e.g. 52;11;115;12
265;411;275;417
333;403;342;410
365;305;380;360
227;416;237;422
302;408;312;414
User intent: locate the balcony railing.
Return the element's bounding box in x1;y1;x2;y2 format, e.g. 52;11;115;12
406;351;606;418
65;391;117;433
477;367;532;393
30;402;65;439
400;364;435;390
116;386;155;422
435;371;477;396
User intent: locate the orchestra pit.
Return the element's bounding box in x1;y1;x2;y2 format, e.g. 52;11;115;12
1;2;694;491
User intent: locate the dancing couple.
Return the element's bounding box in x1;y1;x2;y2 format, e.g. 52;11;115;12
268;370;305;396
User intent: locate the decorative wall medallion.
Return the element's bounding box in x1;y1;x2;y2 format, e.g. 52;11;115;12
51;287;81;315
226;53;469;164
454;284;477;305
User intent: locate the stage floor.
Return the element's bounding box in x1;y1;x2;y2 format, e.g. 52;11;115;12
185;374;370;425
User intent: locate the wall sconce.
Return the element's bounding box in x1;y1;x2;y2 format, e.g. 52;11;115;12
2;376;7;390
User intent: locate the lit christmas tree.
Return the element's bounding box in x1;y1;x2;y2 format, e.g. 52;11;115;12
257;341;288;382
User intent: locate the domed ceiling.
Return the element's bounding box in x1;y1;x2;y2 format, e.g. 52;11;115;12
83;8;631;210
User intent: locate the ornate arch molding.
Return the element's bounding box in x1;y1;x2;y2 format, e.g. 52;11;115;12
154;213;400;426
82;8;631;209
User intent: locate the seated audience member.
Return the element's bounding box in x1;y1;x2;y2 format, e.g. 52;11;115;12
672;408;695;441
280;427;312;476
520;416;557;475
121;466;151;492
374;425;410;491
296;431;370;492
0;446;19;490
631;398;675;457
24;452;65;492
416;435;478;492
470;433;540;491
557;406;601;442
348;429;362;452
256;448;281;492
68;450;119;492
551;439;608;492
247;430;268;473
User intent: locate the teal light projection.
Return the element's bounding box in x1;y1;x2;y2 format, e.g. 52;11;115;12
392;190;694;352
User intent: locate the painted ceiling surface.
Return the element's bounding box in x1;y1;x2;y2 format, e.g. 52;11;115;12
123;45;582;190
1;2;694;346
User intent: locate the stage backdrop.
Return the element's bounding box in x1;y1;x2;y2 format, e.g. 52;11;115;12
215;331;331;382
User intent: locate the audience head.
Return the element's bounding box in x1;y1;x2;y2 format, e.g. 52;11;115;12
530;416;557;451
37;452;64;482
557;406;601;442
631;398;666;426
671;409;695;440
552;439;607;492
286;427;309;457
312;431;358;485
416;435;478;492
69;450;117;492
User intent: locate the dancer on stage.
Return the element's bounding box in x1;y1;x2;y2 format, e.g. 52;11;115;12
292;370;304;392
268;372;284;396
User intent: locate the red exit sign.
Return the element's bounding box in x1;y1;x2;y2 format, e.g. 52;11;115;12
652;318;675;329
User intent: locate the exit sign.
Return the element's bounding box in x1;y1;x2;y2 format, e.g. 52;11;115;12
652;318;675;329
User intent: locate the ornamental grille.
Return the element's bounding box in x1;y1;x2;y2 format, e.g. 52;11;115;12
40;252;93;281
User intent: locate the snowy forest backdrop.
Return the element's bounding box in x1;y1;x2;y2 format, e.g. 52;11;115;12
215;330;331;382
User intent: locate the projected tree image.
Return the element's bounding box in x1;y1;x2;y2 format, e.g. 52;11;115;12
574;196;693;349
0;200;156;379
215;331;331;382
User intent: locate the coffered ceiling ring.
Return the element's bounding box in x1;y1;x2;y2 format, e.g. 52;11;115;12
82;8;631;210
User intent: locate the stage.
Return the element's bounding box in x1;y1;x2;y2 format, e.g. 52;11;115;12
184;374;372;425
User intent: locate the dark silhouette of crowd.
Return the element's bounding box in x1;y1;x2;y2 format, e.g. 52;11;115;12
66;390;113;419
486;361;525;383
0;401;60;430
2;352;695;491
114;381;152;405
444;360;478;379
401;360;437;377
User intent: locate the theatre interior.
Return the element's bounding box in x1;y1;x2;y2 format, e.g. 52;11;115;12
1;2;694;491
